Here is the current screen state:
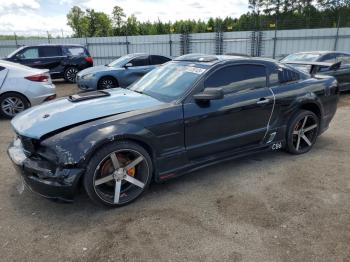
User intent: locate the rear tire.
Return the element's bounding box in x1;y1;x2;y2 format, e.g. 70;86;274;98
84;141;153;207
97;77;118;90
64;67;79;83
285;110;320;155
0;93;30;119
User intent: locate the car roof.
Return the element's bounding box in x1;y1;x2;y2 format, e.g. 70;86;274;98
127;53;172;58
22;44;86;48
174;53;277;67
291;51;350;55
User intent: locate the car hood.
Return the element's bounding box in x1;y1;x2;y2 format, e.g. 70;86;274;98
78;65;120;76
11;88;164;139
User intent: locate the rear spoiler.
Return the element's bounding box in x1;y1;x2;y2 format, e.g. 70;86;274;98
284;61;341;76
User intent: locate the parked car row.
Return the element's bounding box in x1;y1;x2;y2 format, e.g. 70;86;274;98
76;53;171;90
281;51;350;91
0;60;56;118
6;52;341;207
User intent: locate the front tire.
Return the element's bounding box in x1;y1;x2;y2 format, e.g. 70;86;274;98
0;93;30;119
64;67;79;83
84;141;153;207
97;77;118;90
285;110;320;155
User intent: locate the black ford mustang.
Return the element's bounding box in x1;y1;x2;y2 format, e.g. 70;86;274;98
8;54;339;207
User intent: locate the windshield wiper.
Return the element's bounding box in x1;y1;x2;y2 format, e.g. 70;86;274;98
132;89;143;95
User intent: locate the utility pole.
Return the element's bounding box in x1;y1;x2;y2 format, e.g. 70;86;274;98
333;12;341;51
14;32;18;48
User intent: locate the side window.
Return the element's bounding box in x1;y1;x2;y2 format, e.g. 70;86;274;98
129;56;149;67
336;54;350;66
269;67;300;86
39;46;62;57
150;55;171;65
64;46;87;56
19;48;39;59
205;64;267;94
319;53;336;63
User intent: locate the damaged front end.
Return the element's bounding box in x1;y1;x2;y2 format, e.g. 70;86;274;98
7;136;84;201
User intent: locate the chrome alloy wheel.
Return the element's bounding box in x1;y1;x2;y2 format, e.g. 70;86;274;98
100;78;116;89
1;97;25;117
292;115;318;152
93;149;149;205
65;67;79;83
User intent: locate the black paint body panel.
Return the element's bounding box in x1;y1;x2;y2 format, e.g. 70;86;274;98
8;57;340;201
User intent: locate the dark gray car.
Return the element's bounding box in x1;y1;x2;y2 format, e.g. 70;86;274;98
281;51;350;91
76;53;171;90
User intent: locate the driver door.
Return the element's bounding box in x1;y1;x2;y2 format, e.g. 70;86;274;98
183;64;274;160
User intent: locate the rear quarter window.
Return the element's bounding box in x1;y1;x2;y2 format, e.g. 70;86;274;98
63;46;88;56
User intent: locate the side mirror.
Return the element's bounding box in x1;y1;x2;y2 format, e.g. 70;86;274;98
124;63;133;68
14;53;23;60
193;88;224;101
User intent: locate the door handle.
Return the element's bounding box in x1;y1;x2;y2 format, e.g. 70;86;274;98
256;98;270;105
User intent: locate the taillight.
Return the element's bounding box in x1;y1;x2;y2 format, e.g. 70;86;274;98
25;73;49;82
84;56;93;64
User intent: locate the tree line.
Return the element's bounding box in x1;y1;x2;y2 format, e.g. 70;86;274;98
67;0;350;37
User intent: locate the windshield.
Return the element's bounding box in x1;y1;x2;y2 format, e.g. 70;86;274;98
128;62;206;102
108;54;134;67
282;53;321;62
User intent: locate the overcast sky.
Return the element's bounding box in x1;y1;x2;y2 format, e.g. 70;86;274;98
0;0;249;36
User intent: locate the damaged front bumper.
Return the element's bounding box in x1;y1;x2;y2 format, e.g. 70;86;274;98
7;138;84;202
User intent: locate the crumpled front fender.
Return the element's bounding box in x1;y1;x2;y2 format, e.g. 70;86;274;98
41;122;157;167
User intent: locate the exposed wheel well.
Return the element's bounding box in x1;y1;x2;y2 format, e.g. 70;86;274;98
0;91;31;106
300;103;322;120
85;137;155;167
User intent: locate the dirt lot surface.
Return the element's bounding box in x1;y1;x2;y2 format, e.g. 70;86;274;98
0;82;349;262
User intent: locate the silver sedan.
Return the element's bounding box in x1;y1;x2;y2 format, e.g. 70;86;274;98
0;60;56;119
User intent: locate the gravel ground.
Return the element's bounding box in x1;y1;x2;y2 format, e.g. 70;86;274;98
0;82;349;262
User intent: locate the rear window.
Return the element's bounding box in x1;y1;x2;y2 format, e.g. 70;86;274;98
63;46;88;56
282;53;321;62
269;67;300;86
39;46;62;57
319;53;336;63
150;55;171;65
336;54;350;65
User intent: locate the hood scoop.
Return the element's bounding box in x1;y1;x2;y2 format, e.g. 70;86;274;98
68;91;110;102
11;88;165;139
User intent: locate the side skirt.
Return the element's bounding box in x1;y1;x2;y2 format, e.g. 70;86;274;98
157;144;272;182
